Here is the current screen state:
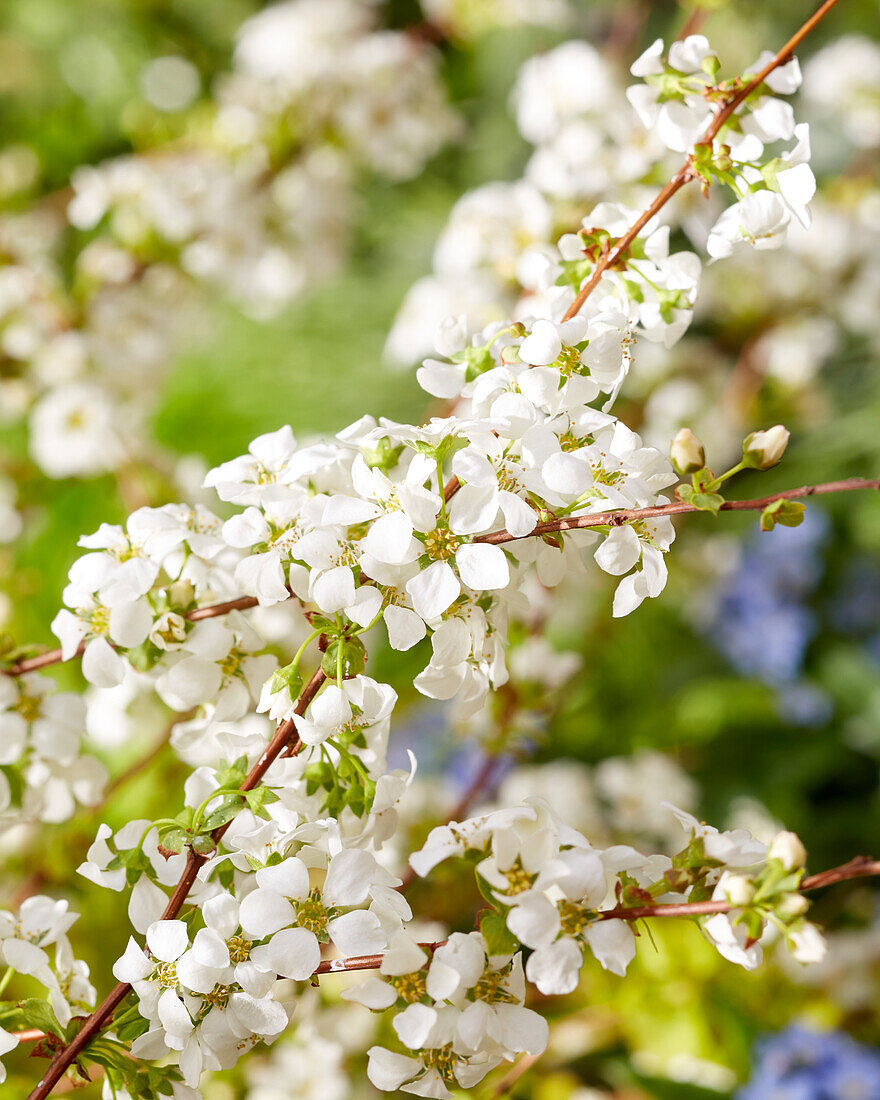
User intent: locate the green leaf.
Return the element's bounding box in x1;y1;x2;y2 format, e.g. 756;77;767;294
678;482;725;515
268;661;303;699
190;833;216;855
480;911;519;956
15;998;65;1039
760;499;805;531
202;794;245;831
243;786;280;818
156;827;188;855
214;755;249;789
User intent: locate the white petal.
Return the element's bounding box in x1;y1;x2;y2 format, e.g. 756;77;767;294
146;920;189;963
584;920;636;976
239;889;296;938
406;560;460;620
255;857;310;899
112;938;152;983
108;599;152;648
455;543;509;591
394;1002;438;1050
594;525;641;576
384;605;427;651
328;910;385;956
82;636;126;688
312;566;356;613
323;849;379;908
520;320;562;366
525;938;583;995
498;490;536;537
266;927;321;980
361;512;416;565
367;1047;420;1091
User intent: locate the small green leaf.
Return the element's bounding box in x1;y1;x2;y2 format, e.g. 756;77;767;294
202;794;245;831
760;499;805;531
268;661;303;699
678;482;725;515
190;833;216;855
321;637;367;679
244;786;280;818
480;912;519;957
156;828;188;855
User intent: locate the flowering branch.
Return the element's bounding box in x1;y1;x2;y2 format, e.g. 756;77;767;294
15;854;879;1055
474;477;880;545
6;478;876;679
26;669;326;1100
4;595;266;677
561;0;844;322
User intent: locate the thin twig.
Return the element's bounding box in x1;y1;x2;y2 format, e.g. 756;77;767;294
561;0;845;323
474;477;880;545
26;669;326;1100
16;856;879;1060
7;477;877;678
4;594;266;677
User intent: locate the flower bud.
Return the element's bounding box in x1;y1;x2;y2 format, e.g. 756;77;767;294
168;580;195;609
670;428;705;474
743;425;790;470
768;830;807;871
788;922;827;963
776;893;809;919
718;872;755;908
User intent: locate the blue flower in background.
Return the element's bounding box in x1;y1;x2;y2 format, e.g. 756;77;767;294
708;510;829;688
737;1026;880;1099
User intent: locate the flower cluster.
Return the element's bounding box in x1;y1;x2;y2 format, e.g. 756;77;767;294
0;14;871;1097
0;895;95;1082
0;672;106;827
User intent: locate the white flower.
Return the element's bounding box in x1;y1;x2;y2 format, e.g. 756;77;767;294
787;922;827;964
702;913;763;970
29;383;122;478
707;191;792;260
241;849;397;980
52;596;153;687
290;677;396;748
112;921;195;1046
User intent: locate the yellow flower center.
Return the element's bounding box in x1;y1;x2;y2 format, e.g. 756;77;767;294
13;693;40;723
151;961;178;988
388;971;427;1003
424;1044;457;1083
424;528;461;562
227;935;252;964
502;860;535;895
296;892;329;937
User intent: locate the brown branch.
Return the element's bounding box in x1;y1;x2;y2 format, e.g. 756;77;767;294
560;0;845;323
4;594;266;677
26;669;326;1100
10;474;875;686
474;477;880;545
20;854;879;1082
676;8;707;41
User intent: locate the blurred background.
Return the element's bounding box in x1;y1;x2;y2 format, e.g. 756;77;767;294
0;0;879;1096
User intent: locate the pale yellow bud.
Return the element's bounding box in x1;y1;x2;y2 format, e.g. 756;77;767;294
768;830;807;871
670;428;706;475
743;425;790;470
719;872;755;908
776;893;809;919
